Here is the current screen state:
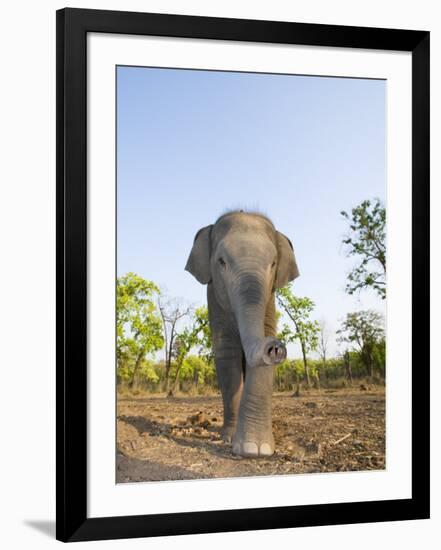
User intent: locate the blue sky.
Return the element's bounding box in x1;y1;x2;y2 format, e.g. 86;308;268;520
117;66;386;357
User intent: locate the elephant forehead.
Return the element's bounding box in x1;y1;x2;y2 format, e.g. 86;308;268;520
216;232;277;260
213;213;276;241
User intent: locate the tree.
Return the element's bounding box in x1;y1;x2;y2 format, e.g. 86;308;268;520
179;355;216;390
168;306;211;395
157;295;191;393
190;306;213;363
317;320;330;381
276;285;319;389
337;310;385;379
274;360;292;392
116;273;164;388
341;198;386;299
372;337;386;379
342;349;353;385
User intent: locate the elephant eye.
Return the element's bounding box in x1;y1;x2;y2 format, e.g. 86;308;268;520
271;261;276;268
218;257;226;268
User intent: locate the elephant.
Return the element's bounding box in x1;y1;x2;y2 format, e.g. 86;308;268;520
185;210;299;457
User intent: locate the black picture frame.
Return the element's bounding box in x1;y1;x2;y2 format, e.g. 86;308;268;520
56;7;430;543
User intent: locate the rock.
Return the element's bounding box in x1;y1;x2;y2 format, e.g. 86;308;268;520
305;442;322;455
188;411;206;425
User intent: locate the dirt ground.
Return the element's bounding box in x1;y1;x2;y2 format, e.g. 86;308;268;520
117;387;385;482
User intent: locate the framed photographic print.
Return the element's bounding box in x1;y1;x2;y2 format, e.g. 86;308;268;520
56;8;430;542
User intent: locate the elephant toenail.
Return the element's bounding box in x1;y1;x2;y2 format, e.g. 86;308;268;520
259;443;273;456
243;442;259;455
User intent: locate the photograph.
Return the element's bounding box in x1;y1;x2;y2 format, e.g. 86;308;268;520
52;5;430;543
0;0;433;545
115;65;387;483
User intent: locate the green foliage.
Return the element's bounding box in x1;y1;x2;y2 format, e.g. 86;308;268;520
115;268;386;394
179;355;216;386
276;286;320;354
274;359;301;391
116;360;134;383
180;355;205;381
276;286;320;388
337;310;385;378
372;338;386;377
168;306;213;394
341;198;386;299
139;359;160;384
173;306;211;363
191;307;213;363
276;287;319;382
116;273;164;384
337;310;385;349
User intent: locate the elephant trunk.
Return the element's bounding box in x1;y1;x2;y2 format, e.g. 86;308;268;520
230;271;286;368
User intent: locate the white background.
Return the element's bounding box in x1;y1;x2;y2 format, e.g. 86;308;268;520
88;34;412;518
0;0;438;548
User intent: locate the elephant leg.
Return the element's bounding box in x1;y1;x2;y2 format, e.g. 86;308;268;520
232;365;275;457
208;285;244;443
233;298;277;457
215;343;244;442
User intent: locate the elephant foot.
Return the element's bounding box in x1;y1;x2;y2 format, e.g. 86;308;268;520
220;424;236;443
232;431;275;457
230;363;274;457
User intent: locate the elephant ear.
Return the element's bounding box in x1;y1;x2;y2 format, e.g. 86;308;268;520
275;231;300;288
185;225;213;284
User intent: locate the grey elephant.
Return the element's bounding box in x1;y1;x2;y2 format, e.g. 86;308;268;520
185;211;299;457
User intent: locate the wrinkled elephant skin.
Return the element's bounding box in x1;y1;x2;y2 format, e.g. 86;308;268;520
185;211;299;457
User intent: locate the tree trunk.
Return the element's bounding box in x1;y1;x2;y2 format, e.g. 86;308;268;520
368;354;374;379
362;347;374;379
163;323;176;393
130;351;144;389
344;351;353;385
322;357;328;381
193;369;198;389
163;339;174;392
300;341;311;387
294;371;301;397
315;371;321;390
164;360;171;393
169;359;184;396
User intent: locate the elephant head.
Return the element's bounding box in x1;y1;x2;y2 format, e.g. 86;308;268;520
185;211;299;368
